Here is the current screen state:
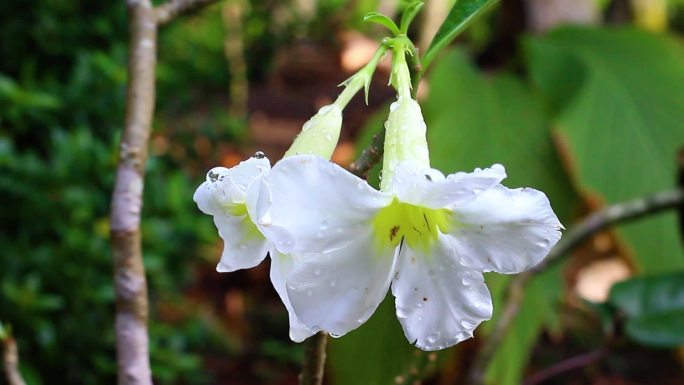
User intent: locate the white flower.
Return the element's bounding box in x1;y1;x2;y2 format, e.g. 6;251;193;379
256;93;562;351
193;154;317;342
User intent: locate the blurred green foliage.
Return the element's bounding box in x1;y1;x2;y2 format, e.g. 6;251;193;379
4;0;684;384
607;272;684;347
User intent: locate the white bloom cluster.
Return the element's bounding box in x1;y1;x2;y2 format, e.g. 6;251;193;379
194;42;562;351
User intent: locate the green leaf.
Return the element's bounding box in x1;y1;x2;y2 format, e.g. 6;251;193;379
399;1;425;34
610;273;684;317
328;295;418;385
422;49;577;385
608;273;684;347
363;12;400;35
625;310;684;347
421;0;499;73
525;27;684;273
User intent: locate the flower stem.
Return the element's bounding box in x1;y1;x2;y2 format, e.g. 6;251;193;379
299;332;328;385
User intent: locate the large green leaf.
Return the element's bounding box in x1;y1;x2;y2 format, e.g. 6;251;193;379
328;295;418;385
609;273;684;347
422;0;499;73
423;50;577;385
525;27;684;273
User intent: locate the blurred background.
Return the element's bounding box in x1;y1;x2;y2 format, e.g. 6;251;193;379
2;0;684;384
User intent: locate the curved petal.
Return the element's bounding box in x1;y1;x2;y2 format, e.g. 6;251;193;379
269;249;319;342
447;185;563;274
392;162;507;209
194;156;271;215
391;238;493;351
214;215;269;272
193;181;222;216
257;154;392;254
286;232;398;337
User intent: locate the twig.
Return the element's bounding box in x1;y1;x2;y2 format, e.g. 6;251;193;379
156;0;219;25
221;0;248;121
1;330;26;385
350;131;385;179
299;332;328;385
466;188;684;385
110;1;157;384
112;0;221;384
522;348;606;385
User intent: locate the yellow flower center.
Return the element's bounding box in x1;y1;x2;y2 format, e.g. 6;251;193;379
372;198;452;251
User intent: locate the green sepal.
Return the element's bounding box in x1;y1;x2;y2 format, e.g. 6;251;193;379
363;12;400;35
400;1;425;34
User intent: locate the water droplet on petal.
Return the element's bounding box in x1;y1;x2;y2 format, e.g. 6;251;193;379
314;268;322;276
320;220;329;230
427;269;436;277
253;151;266;159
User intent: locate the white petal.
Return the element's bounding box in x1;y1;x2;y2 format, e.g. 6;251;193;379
193;181;222;215
228;156;271;198
286;232;398;337
447;185;562;274
213;215;269;272
246;177;296;252
391;238;493;351
269;249;318;342
194;156;271;214
257;154;392;254
392;162;507;209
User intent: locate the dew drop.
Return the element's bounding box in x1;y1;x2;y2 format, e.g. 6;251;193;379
314;268;322;276
302;120;313;131
320;220;329;230
426;333;440;344
460;320;475;329
253;151;266;159
318;105;333;115
329;280;337;288
306;289;313;297
427;269;436;277
389;101;400;112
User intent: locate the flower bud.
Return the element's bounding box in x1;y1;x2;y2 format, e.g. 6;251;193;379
284;104;343;160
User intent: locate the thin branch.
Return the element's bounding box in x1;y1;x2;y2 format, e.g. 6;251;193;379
299;332;328;385
466;188;684;385
350;131;385;179
155;0;219;25
2;333;26;385
110;1;157;384
523;348;606;385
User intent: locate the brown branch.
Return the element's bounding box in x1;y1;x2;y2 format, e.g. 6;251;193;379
299;332;328;385
2;329;26;385
522;348;606;385
350;131;385;179
155;0;219;25
466;188;684;385
110;1;157;384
